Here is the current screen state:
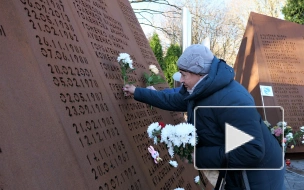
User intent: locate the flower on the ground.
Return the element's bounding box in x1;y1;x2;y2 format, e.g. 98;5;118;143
265;120;304;152
194;176;200;184
143;64;166;86
117;53;135;85
147;122;197;163
169;160;178;167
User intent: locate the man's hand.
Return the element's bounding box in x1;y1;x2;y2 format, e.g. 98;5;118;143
123;84;136;96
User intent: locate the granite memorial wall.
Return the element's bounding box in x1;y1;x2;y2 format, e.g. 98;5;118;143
0;0;212;189
234;12;304;153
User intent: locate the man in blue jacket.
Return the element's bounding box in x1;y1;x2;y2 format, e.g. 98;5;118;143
123;44;285;190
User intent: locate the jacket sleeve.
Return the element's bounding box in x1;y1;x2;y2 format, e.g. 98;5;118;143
161;87;181;94
134;87;187;112
195;90;266;169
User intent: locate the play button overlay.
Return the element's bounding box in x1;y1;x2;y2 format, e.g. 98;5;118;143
193;106;284;170
225;123;254;153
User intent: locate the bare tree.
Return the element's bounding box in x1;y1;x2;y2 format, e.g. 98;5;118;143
147;0;244;65
129;0;182;37
180;0;244;65
159;6;183;45
252;0;286;18
130;0;288;65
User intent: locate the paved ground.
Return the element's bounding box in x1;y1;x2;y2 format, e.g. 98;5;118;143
285;160;304;190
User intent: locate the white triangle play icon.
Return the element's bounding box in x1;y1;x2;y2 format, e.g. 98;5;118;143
225;123;254;154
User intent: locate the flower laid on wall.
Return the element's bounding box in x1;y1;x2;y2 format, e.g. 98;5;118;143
169;160;178;167
264;121;304;152
147;122;197;163
117;53;135;85
194;175;200;184
147;121;166;144
143;64;166;87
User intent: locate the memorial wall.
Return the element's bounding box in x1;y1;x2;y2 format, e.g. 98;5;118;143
0;0;210;189
234;12;304;152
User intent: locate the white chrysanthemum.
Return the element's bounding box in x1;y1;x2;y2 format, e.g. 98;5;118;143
149;64;159;74
277;121;287;127
117;53;133;69
147;122;161;138
176;123;196;133
167;145;174;158
174;188;185;190
172;137;183;147
160;124;175;144
189;132;197;144
117;53;130;62
194;176;200;183
175;124;189;137
175;123;196;145
126;59;133;69
189;135;197;146
168;127;178;142
153;137;158;145
286;132;293;140
149;64;156;70
182;135;191;147
302;140;304;144
300;126;304;132
270;128;275;134
169;160;178;167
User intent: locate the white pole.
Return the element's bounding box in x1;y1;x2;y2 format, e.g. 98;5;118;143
182;7;192;52
259;85;274;121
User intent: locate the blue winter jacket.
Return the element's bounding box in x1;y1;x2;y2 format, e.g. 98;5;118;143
161;86;182;94
134;57;285;190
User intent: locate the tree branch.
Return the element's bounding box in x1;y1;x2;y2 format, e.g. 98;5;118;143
138;22;173;36
129;0;182;11
134;9;180;18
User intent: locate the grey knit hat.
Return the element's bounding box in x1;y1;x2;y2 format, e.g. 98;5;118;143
177;44;214;75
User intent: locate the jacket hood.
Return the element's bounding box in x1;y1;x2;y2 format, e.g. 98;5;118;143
184;57;235;101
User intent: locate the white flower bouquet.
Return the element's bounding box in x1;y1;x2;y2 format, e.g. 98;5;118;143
117;53;135;85
143;64;166;86
147;122;197;163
